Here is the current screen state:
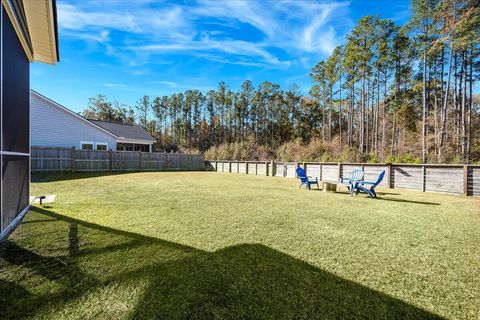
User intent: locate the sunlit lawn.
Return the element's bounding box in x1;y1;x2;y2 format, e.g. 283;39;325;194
0;172;479;319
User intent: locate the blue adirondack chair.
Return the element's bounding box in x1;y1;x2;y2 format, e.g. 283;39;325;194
352;170;385;198
339;169;364;195
296;167;319;190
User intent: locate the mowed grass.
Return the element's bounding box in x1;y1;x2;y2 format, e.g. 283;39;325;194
0;172;479;319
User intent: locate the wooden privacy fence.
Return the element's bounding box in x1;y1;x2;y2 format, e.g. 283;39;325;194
206;160;480;197
32;147;205;172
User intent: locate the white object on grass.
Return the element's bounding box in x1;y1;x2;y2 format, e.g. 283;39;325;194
30;195;56;204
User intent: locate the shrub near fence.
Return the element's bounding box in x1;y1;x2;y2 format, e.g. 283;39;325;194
206;160;480;197
31;147;205;173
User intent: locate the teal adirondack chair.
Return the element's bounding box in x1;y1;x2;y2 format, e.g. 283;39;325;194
339;169;364;195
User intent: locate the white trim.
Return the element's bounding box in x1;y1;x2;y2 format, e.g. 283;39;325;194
116;138;155;144
1;4;3;232
0;204;31;241
0;151;29;156
29;68;31;218
95;142;108;151
46;0;58;63
1;0;34;61
80;141;94;150
31;90;118;139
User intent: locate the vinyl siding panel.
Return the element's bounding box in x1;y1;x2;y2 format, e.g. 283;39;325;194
31;92;117;150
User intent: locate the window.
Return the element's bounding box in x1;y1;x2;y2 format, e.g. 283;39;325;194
80;141;94;150
116;143;133;151
134;144;150;152
96;142;108;151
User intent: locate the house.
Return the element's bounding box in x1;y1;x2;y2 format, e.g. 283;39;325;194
0;0;59;240
31;91;156;152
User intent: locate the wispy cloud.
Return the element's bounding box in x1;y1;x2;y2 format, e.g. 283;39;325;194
155;81;177;88
57;0;350;71
104;83;127;88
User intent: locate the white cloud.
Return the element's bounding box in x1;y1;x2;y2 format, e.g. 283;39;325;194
156;81;177;88
104;83;127;88
57;0;351;70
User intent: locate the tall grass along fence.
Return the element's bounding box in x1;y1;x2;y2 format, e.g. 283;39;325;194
32;147;205;172
206;160;480;197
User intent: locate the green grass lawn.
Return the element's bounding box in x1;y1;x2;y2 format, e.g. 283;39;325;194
1;172;479;319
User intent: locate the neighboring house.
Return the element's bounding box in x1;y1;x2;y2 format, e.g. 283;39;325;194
31;91;156;152
0;0;59;240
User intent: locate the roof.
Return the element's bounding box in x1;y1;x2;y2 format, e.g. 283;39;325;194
4;0;59;64
89;120;156;143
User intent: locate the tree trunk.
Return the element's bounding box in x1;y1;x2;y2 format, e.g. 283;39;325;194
422;47;427;163
461;49;467;162
339;73;343;148
439;42;454;162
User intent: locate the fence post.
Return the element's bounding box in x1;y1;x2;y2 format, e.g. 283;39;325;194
71;147;75;173
337;163;342;183
139;151;142;170
294;162;298;178
255;162;258;175
271;160;275;177
245;161;249;174
422;165;426;192
386;163;392;188
319;163;322;181
463;165;469;196
109;149;113;172
229;161;232;173
265;161;269;176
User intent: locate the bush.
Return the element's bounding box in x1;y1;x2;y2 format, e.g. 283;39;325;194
275;139;304;161
203;137;273;160
338;146;360;163
366;153;379;163
385;154;421;164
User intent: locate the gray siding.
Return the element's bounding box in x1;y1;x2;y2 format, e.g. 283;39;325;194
31;92;117;150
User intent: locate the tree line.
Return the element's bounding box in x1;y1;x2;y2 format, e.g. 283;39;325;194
83;0;480;163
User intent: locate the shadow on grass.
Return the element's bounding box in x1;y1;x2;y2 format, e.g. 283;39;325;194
32;171;208;183
31;172;139;183
377;197;440;206
0;207;444;319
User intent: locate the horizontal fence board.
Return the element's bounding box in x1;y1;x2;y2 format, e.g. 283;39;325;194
392;166;424;190
363;165;388;187
425;167;463;194
468;168;480;196
322;164;338;182
257;163;267;176
341;165;362;181
222;162;230;172
247;163;256;175
238;162;247;174
305;164;321;180
286;163;296;178
275;163;285;177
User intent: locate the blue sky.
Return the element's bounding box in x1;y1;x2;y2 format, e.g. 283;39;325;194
31;0;411;113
